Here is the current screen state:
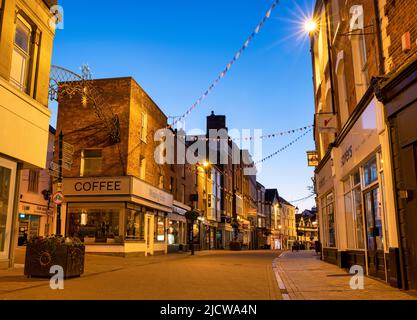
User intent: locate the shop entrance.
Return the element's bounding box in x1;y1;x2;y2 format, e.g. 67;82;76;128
364;187;386;280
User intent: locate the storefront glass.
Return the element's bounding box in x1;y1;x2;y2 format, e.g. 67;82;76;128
0;167;11;252
125;209;144;241
168;220;179;245
68;205;121;243
155;214;165;242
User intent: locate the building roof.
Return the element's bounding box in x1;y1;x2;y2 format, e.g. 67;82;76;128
278;196;295;208
265;189;279;202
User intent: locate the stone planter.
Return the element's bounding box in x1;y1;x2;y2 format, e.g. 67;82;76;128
24;238;85;279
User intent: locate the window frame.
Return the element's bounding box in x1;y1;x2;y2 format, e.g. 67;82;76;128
80;149;103;177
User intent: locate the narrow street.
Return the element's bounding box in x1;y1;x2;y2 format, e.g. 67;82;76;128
1;249;416;300
0;250;282;300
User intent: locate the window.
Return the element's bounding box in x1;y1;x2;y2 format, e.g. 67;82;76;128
140;112;148;143
353;176;365;249
28;169;39;193
158;175;164;189
125;209;144;241
363;157;378;187
336;55;349;125
155;214;165;242
0;166;12;252
344;178;355;249
10;16;32;92
139;156;146;180
81;149;102;177
322;192;336;247
67;205;121;243
351;32;369;102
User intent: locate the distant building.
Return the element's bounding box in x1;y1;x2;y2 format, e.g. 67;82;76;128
17;126;56;245
296;208;318;250
277;196;297;250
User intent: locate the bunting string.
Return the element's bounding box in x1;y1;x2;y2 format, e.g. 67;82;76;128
255;128;313;165
182;125;313;142
170;0;280;128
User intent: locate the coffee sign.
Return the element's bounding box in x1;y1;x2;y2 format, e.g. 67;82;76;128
63;177;130;196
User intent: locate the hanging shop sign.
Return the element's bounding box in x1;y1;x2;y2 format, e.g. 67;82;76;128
316;114;338;133
307;151;319;167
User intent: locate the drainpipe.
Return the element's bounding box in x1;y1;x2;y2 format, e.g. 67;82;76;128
373;0;385;76
323;0;337;116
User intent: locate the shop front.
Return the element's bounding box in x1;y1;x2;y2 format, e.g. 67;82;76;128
0;157;17;269
62;176;173;257
217;220;233;249
167;201;189;253
378;58;417;290
17;203;50;246
317;96;398;284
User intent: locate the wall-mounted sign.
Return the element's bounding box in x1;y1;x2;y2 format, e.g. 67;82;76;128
64;177;130;196
307;151;319;167
316;114;338;133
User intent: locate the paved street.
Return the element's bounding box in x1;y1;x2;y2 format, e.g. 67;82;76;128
1;249;417;300
0;250;282;300
274;251;417;300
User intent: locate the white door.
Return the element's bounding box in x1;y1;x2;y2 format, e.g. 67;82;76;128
145;214;154;256
0;158;17;261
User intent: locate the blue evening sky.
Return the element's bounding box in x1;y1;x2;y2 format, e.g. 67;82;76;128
50;0;317;211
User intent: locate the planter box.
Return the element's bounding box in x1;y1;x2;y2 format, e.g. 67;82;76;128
24;240;85;279
229;242;242;251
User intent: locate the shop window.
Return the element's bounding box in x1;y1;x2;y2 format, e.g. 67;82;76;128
343;179;355;249
125;209;144;241
168;220;179;245
353;182;365;249
322;192;336;248
155;214;165;242
67;206;121;243
0;167;12;252
10;16;32;93
363;157;378;187
81;149;102;177
28;169;39;193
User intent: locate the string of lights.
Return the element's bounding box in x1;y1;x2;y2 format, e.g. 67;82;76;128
169;0;280;128
288;194;315;203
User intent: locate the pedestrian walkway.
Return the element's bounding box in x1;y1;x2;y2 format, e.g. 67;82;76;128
274;251;417;300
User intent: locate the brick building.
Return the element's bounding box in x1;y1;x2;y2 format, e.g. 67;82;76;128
311;0;417;290
56;77;174;256
375;0;417;291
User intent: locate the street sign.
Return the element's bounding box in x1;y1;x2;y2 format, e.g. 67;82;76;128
62;154;73;165
62;162;72;171
49;170;59;178
63;141;74;155
52;192;64;205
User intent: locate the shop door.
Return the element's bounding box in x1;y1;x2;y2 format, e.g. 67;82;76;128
145;214;154;256
397;142;417;290
364;188;386;280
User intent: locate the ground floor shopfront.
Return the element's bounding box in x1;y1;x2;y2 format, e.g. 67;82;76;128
17;201;52;246
61;176;173;257
0;156;18;269
316;95;400;286
167;201;189;253
378;58;417;290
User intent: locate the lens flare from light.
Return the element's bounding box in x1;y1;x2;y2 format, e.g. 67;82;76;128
304;19;318;33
